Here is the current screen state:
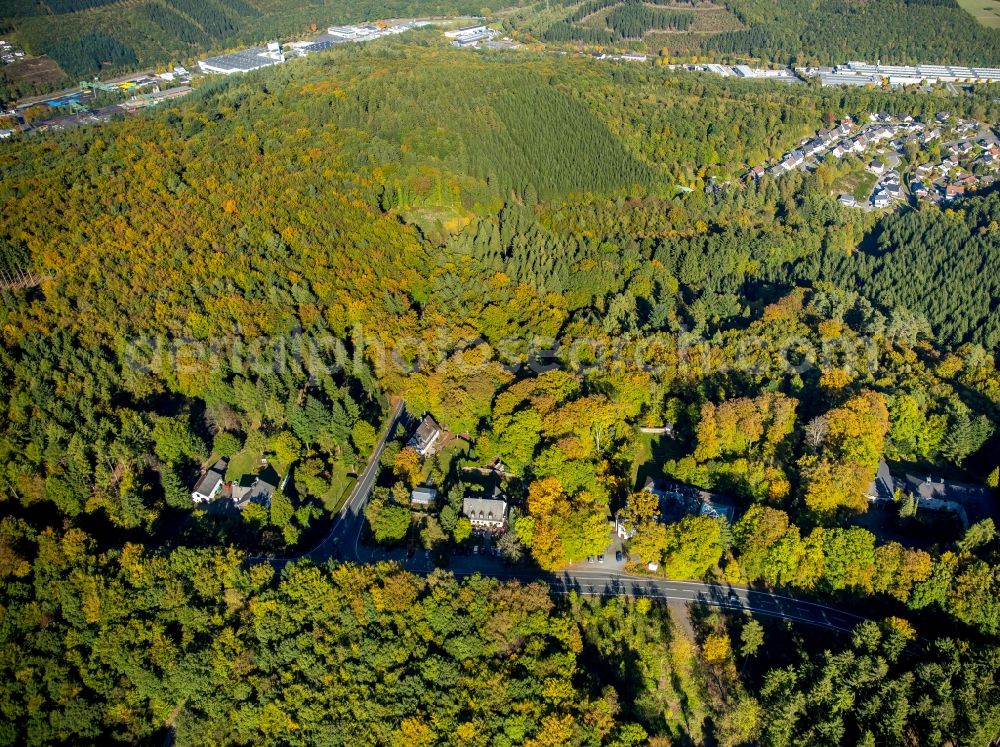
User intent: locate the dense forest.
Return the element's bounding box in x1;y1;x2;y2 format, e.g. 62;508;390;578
1;42;1000;742
705;0;1000;66
3;534;998;745
543;0;694;44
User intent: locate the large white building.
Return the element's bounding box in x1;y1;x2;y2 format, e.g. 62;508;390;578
462;495;508;529
198;44;285;75
821;61;1000;87
445;24;487;39
326;25;379;40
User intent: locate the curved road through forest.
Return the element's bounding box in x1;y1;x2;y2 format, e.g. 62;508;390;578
254;402;867;633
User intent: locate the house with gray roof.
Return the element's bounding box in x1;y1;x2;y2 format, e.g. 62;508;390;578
463;493;508;529
865;459;897;503
409;414;444;457
191;458;228;503
232;465;280;510
411;486;438;508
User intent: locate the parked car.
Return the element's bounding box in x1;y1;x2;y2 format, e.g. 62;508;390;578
615;551;623;563
587;556;594;564
598;555;605;564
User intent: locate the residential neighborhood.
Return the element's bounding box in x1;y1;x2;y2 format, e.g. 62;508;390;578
747;111;999;209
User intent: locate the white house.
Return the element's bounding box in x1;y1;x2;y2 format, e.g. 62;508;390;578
462;495;508;529
191;458;227;503
409;414;443;457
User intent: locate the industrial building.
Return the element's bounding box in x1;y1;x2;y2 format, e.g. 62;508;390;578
198;43;285;75
820;71;882;87
444;24;487;39
821;61;1000;87
326;25;380;40
451;32;494;47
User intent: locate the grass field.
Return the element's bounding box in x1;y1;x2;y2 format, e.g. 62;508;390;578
321;470;356;513
957;0;1000;27
630;431;686;489
224;446;266;483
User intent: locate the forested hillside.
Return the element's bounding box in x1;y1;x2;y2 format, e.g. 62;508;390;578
782;192;1000;349
3;535;998;745
1;44;998;535
0;0;484;77
705;0;1000;65
2;43;1000;744
530;0;1000;65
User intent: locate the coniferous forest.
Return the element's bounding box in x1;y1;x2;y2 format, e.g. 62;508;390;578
1;40;1000;746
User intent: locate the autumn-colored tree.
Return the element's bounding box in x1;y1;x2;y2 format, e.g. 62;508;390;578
393;447;422;489
524;477;609;570
662;516;724;580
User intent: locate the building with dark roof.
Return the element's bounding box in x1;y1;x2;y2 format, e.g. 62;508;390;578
192;458;228;503
232;465;280;510
409;414;444;457
865;459;897;503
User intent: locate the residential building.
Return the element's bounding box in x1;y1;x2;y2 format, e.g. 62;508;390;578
411;486;438;507
191;458;228;503
615;477;735;539
231;465;280;510
409;414;444;457
945;183;965;201
901;475;973;529
698;492;736;523
865;459;896;502
463;494;508;529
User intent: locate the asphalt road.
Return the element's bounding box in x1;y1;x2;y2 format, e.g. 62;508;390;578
251;399;404;569
253;400;866;632
428;562;865;632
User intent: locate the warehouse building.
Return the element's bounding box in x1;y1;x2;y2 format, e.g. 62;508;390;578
198;44;285;75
